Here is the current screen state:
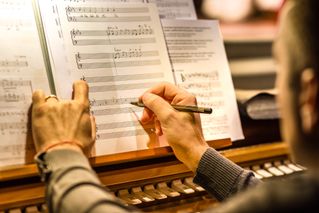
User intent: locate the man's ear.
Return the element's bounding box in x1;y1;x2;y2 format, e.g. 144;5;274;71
300;68;319;134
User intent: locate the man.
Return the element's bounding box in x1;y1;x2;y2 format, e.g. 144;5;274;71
31;0;319;212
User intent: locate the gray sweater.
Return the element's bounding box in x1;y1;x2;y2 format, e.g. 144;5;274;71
38;148;319;213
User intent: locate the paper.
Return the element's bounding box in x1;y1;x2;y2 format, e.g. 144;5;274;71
0;0;50;166
44;2;174;155
161;19;244;141
146;0;197;20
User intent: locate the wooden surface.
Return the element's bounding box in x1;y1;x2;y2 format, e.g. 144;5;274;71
0;138;231;182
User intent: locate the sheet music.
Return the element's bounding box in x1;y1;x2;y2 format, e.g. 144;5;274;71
0;0;50;166
0;79;33;167
146;0;197;20
162;20;244;141
44;2;174;155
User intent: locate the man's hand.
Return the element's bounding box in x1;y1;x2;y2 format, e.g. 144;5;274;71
140;82;209;172
32;80;95;155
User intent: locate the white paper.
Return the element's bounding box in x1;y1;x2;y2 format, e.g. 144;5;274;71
161;19;244;141
0;0;50;166
46;2;174;155
147;0;197;20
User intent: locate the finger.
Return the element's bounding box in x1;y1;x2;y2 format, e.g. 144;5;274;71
142;93;175;122
90;115;96;142
140;107;154;124
154;117;163;136
73;80;89;107
32;90;46;106
144;82;187;102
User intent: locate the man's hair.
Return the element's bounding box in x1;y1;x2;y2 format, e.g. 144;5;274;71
286;0;319;83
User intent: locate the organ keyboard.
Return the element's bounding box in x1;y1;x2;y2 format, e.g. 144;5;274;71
0;140;306;213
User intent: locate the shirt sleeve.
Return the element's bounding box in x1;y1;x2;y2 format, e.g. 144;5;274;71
193;147;261;201
42;149;139;213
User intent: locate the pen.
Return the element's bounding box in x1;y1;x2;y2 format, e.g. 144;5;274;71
130;101;212;114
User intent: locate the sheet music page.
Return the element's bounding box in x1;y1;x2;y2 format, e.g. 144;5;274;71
0;0;50;166
38;0;145;99
146;0;197;20
161;19;244;141
48;2;174;155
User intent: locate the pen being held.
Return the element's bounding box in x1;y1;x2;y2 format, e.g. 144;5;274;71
130;101;212;114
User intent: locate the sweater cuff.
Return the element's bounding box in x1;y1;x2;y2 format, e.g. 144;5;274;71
44;149;92;172
193;147;244;201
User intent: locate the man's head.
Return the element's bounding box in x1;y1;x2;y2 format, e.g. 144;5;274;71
274;0;319;168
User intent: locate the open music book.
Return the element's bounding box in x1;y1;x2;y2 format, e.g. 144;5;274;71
0;0;243;167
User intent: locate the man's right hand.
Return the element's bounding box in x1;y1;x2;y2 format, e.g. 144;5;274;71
140;82;209;172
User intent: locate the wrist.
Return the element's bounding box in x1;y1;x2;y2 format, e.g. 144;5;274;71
187;145;209;172
38;141;84;154
47;143;83;153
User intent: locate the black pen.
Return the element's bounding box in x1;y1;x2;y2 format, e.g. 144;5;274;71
130;101;212;114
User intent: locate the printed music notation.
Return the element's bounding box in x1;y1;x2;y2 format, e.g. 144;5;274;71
0;93;26;103
97;128;153;140
0;122;26;131
162;19;244;141
70;25;154;38
76;49;158;61
83;72;163;83
72;37;156;46
89;97;137;107
0;110;27;117
98;120;153;131
0;79;31;87
89;82;158;93
0;79;32;107
0;59;28;67
65;6;151;22
65;6;149;14
77;59;160;69
50;2;173;155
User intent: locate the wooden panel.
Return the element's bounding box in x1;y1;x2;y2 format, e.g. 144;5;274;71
0;138;231;182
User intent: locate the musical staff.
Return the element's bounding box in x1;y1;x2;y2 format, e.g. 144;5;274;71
65;6;149;14
72;38;156;46
0;93;26;102
70;25;154;38
84;73;163;83
0;59;28;67
89;97;137;107
0;122;26;131
98;121;153;131
92;107;143;116
76;50;159;61
78;59;161;69
67;15;151;23
97;128;153;140
0;79;31;87
90;82;157;93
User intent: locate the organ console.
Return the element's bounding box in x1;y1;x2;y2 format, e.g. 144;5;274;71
0;118;306;213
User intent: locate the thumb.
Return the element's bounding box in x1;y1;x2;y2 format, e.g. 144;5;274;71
142;93;175;122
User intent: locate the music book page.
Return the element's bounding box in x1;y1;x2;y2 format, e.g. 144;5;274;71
162;19;244;141
147;0;197;20
0;0;50;166
45;2;174;155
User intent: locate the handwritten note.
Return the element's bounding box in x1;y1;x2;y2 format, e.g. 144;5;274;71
162;19;244;141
